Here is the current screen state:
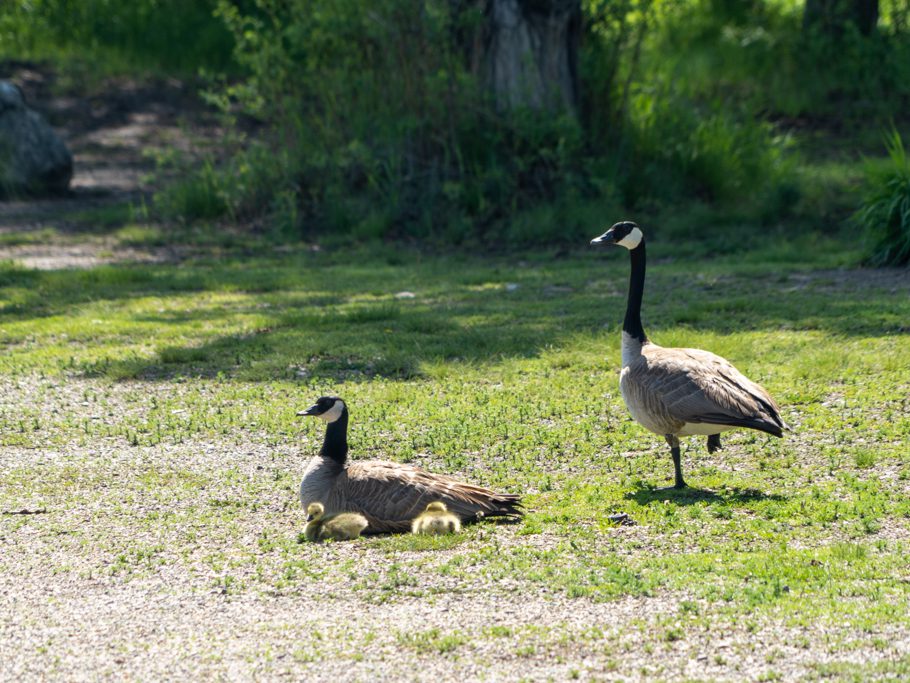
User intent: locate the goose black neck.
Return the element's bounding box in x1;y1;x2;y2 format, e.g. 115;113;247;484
319;410;348;469
624;241;647;343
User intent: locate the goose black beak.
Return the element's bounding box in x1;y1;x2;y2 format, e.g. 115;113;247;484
305;513;315;522
296;404;321;417
590;229;617;247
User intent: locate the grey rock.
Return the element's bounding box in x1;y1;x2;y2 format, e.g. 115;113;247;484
0;80;73;197
0;81;26;110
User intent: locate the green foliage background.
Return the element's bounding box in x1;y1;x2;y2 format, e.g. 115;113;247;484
3;0;910;255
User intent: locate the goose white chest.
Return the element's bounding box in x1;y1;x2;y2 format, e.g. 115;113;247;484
618;333;672;435
299;456;338;509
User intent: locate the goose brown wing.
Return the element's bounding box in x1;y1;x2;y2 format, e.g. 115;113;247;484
339;461;522;534
637;347;787;436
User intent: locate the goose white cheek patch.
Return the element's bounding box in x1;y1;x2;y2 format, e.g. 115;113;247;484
617;227;643;249
319;401;346;423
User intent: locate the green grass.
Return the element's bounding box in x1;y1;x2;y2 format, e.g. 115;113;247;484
1;233;909;674
0;0;234;75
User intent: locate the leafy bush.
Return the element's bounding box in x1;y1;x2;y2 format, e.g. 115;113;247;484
159;0;598;244
621;85;791;205
6;0;910;248
155;0;797;245
855;129;910;266
648;0;910;120
155;145;292;225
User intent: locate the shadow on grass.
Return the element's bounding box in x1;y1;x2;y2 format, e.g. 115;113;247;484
1;248;908;382
626;485;787;507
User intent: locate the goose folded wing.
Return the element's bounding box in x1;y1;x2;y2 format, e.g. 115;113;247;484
640;349;786;436
343;461;519;532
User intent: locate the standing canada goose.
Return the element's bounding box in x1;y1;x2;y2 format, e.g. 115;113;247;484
303;502;369;541
297;396;523;533
590;221;788;489
411;501;462;535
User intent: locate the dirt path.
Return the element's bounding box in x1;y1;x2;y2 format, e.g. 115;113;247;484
1;61;218;268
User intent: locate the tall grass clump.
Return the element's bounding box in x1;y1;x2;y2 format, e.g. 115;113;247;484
620;86;792;205
855;129;910;266
155;145;293;226
581;0;795;215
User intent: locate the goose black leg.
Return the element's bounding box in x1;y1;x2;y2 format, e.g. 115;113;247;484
664;434;686;489
707;434;722;454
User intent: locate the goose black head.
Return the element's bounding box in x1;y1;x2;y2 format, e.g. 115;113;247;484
297;396;347;423
590;220;644;250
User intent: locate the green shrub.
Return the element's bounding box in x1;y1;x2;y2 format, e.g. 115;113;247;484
154;0;804;245
647;0;910;120
155;160;227;223
7;0;910;249
158;0;598;244
855;129;910;266
155;145;296;226
621;86;792;205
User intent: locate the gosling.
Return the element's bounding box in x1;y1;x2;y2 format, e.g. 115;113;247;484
411;501;462;535
304;502;368;542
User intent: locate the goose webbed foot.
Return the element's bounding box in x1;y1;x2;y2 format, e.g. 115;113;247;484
671;461;687;489
707;434;722;454
652;479;687;493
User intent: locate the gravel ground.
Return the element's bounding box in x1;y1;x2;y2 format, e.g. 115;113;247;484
2;424;908;682
4;517;908;682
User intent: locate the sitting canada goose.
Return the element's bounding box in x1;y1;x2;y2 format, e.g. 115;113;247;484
303;502;368;541
298;396;523;533
590;221;788;489
411;501;462;535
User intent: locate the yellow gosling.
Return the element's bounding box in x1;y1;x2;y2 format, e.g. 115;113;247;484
411;501;462;535
304;502;369;542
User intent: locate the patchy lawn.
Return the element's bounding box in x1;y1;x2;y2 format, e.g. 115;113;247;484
1;236;909;681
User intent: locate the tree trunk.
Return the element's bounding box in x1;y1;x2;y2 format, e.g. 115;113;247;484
452;0;581;114
803;0;879;37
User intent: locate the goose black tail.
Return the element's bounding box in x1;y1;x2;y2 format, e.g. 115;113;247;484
477;495;524;523
693;413;785;439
